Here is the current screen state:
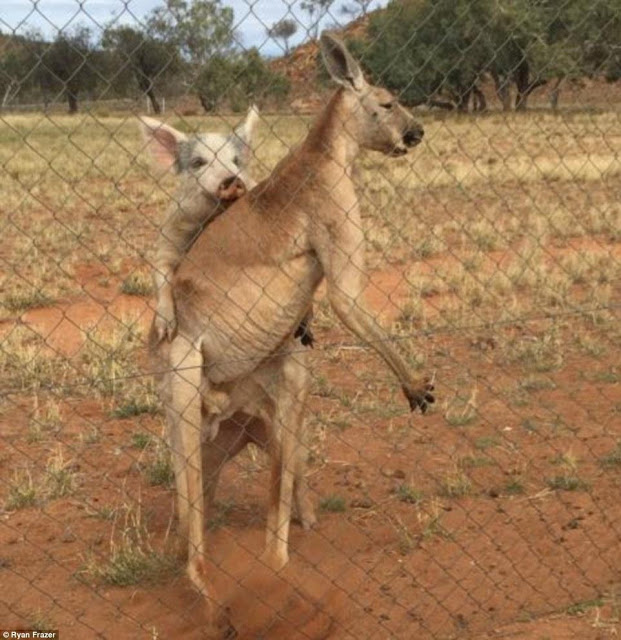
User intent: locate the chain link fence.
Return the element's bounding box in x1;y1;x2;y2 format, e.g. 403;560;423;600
1;0;620;638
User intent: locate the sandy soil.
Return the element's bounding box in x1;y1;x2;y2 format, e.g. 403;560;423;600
1;254;620;639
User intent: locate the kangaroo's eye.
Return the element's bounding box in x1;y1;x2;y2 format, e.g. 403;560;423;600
190;157;207;170
232;155;240;167
379;102;394;110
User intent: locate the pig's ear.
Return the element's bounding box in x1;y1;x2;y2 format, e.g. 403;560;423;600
138;116;188;172
231;104;260;167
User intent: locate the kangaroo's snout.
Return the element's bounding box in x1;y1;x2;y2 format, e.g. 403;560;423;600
217;176;246;201
403;125;424;148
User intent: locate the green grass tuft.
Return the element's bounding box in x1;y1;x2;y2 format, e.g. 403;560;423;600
319;494;347;513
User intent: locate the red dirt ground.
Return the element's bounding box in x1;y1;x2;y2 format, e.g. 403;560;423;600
1;255;620;639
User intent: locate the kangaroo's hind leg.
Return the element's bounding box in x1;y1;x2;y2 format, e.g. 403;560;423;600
168;335;218;617
262;350;311;571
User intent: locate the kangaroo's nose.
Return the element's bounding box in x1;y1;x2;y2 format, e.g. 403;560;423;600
217;176;246;201
403;125;424;147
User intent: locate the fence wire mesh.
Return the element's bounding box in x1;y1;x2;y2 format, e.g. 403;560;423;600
1;0;620;638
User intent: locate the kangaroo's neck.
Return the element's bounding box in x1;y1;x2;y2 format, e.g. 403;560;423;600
255;88;360;206
304;88;360;168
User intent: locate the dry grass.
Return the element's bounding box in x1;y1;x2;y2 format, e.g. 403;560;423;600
5;468;38;510
81;500;178;586
120;269;154;296
0;102;621;637
79;314;148;400
0;325;69;392
4;445;77;510
1;113;619;340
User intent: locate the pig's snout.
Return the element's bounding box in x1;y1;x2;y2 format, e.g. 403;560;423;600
217;176;246;201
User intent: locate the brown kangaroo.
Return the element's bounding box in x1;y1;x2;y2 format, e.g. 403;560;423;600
156;33;434;626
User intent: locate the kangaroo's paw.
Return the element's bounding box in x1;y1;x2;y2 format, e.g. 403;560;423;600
259;547;289;572
294;320;315;348
402;379;435;414
295;493;317;530
154;312;177;343
299;506;318;531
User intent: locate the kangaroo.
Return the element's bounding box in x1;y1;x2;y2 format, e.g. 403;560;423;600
142;111;316;545
161;33;435;622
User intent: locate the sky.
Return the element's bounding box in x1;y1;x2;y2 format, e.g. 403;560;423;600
0;0;373;56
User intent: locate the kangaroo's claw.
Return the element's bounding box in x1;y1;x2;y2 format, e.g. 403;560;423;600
294;320;315;348
402;380;435;414
154;314;177;343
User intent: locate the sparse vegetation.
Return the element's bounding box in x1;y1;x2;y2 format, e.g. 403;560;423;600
79;316;145;399
0;326;69;392
79;426;101;445
546;475;589;492
547;449;588;491
319;494;347;513
396;484;423;504
111;387;160;418
501;326;564;372
120;270;154;296
460;455;492;469
207;500;234;530
439;467;472;498
131;432;154;450
504;478;525;496
5;446;78;509
417;499;451;541
567;597;605;616
600;443;621;469
44;445;78;499
145;443;174;487
474;436;500;451
1;287;56;312
82;503;178;586
444;387;478;426
5;469;38;510
28;398;62;442
26;609;56;633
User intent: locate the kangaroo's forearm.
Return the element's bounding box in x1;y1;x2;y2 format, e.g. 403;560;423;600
329;289;413;386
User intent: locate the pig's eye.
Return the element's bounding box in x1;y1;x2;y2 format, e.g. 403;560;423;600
190;157;207;170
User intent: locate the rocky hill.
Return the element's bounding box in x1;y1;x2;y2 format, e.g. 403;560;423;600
268;14;371;111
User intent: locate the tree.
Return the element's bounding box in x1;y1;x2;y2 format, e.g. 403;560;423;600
352;0;607;112
0;36;31;107
479;1;550;111
354;0;493;110
195;48;289;112
267;19;298;55
36;26;99;113
300;0;334;40
102;25;178;114
235;49;290;105
568;0;621;82
146;0;235;65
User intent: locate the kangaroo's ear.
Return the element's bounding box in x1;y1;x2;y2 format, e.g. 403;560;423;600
138;116;188;172
320;32;364;92
232;104;260;167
